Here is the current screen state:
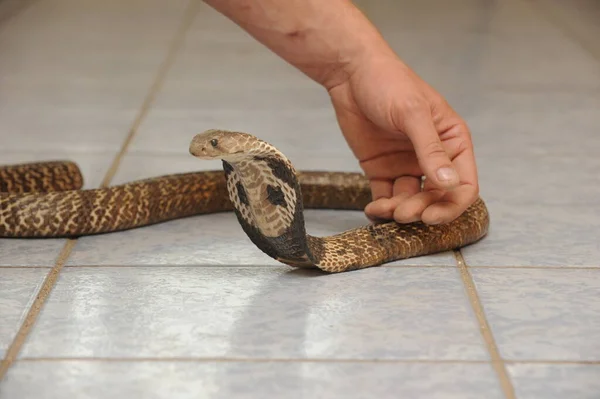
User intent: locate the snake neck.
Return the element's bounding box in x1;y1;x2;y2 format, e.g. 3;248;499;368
222;154;314;266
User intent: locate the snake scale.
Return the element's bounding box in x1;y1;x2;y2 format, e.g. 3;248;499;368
0;130;489;273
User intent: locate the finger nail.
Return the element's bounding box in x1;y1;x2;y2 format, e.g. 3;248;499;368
436;167;458;183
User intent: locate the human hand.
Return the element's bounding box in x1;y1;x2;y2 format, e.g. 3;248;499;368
328;53;479;225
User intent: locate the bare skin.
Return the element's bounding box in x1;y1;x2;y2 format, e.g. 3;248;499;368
203;0;479;225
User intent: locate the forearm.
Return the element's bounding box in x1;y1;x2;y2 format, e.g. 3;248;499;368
203;0;393;88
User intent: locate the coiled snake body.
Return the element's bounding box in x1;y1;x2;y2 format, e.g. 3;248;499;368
0;130;489;273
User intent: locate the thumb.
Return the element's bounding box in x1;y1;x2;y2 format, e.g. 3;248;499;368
402;110;459;189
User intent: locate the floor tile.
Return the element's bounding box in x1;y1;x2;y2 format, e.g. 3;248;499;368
0;268;47;358
128;2;353;157
131;109;349;158
0;0;189;152
460;90;600;267
461;201;600;267
508;363;600;399
362;0;600;92
1;361;503;399
471;268;600;361
0;239;65;268
532;0;600;61
0;0;35;25
467;91;600;157
20;267;487;360
476;154;600;206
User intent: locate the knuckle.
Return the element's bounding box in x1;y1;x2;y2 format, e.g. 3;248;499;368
455;137;472;155
400;96;428;114
423;140;447;158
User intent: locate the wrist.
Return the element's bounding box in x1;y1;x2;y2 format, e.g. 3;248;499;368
316;14;398;91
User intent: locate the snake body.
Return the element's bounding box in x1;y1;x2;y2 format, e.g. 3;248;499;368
0;130;489;273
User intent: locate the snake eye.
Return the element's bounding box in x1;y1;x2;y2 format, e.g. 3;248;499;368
210;139;218;148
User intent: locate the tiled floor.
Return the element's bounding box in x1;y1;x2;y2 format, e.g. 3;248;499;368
1;0;599;398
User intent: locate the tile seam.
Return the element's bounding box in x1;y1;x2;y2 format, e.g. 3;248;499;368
16;357;600;365
0;0;199;381
54;264;600;270
454;250;517;399
464;265;600;270
0;240;76;380
98;0;199;187
59;264;456;269
16;357;490;364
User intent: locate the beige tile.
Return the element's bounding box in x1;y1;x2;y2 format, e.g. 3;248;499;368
0;268;47;357
1;361;504;399
472;268;600;361
508;363;600;399
21;267;488;360
0;0;190;152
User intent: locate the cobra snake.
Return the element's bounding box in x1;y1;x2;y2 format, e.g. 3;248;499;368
0;130;489;273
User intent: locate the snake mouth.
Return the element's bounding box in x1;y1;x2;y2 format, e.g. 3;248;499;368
189;146;211;159
189;147;245;161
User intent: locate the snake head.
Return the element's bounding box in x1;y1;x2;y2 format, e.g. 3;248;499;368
189;129;252;162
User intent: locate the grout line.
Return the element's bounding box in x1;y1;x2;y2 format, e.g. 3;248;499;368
454;250;517;399
15;357;600;365
468;265;600;270
17;357;490;364
505;360;600;366
0;240;76;379
56;264;600;270
99;0;199;187
59;264;455;269
0;0;199;382
0;266;52;269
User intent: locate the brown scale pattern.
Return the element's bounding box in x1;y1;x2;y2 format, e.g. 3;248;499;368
0;168;232;237
0;161;83;194
305;197;489;273
0;161;489;273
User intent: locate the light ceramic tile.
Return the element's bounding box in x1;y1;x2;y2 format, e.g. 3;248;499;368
21;267;487;360
0;108;141;152
364;0;600;91
467;91;600;157
0;239;66;267
476;154;600;206
0;0;35;25
508;363;600;399
461;201;600;267
130;109;351;157
0;268;47;357
532;0;600;61
1;361;503;399
127;2;353;157
459;90;600;266
0;0;190;152
472;268;600;361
